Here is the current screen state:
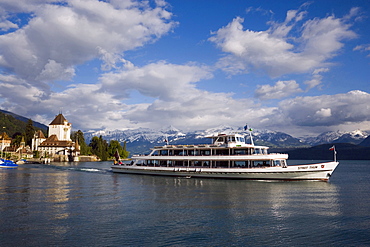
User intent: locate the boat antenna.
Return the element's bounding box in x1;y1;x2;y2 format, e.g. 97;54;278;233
244;123;254;146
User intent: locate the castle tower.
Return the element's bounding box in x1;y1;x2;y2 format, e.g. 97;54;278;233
48;113;72;141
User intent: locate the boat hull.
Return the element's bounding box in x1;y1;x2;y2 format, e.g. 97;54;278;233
0;159;18;168
0;164;18;168
111;161;339;181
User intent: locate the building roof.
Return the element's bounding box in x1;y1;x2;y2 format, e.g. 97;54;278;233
39;134;74;147
0;132;11;140
35;130;46;139
49;113;68;125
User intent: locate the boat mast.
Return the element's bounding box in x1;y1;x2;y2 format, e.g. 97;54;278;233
244;124;254;146
249;131;254;146
329;145;337;162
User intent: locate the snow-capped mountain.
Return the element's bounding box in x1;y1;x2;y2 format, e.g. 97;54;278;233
84;125;307;154
84;126;370;155
304;130;370;146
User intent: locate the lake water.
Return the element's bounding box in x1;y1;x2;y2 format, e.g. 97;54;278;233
1;160;370;246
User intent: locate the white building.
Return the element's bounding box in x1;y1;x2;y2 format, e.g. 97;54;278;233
0;132;11;152
32;130;46;151
36;113;79;159
48;113;72;141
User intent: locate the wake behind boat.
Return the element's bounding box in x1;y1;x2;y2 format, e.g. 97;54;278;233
112;132;339;181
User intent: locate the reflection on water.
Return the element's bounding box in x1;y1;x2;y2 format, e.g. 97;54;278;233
113;174;342;245
1;161;369;246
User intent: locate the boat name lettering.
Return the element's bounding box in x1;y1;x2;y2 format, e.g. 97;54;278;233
298;166;308;170
298;165;318;170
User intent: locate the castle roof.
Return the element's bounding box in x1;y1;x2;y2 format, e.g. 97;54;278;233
39;134;74;148
50;113;68;125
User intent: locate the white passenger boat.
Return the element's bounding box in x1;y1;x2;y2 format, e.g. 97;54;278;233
111;133;339;181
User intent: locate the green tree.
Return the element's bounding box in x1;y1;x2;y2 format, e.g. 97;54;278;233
108;140;130;159
122;141;130;158
24;119;35;146
89;135;108;161
11;133;23;146
71;130;91;155
108;140;121;157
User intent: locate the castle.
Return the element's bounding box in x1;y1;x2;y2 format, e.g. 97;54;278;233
32;113;80;161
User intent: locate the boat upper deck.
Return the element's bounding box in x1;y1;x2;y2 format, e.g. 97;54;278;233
155;133;266;149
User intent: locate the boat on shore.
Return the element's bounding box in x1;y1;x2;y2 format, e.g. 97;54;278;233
111;132;339;181
0;159;18;168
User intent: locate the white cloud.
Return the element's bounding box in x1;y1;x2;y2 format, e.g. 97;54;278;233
0;20;18;31
0;58;275;132
255;80;303;100
304;67;329;90
354;43;370;57
37;59;76;82
0;0;176;84
100;61;213;101
273;90;370;128
315;108;332;118
98;61;276;131
210;8;357;78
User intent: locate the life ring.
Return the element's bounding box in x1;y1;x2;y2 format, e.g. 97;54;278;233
321;165;325;168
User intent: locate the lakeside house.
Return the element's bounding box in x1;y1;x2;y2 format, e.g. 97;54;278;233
4;136;33;159
32;113;80;161
0;132;11;155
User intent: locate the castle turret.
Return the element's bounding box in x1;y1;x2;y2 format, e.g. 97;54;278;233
48;113;72;141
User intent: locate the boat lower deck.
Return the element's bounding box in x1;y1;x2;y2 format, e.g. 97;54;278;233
111;161;339;181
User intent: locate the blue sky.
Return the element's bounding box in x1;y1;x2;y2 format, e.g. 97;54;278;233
0;0;369;137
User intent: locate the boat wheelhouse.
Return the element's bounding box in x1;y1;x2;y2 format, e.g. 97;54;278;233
112;133;339;181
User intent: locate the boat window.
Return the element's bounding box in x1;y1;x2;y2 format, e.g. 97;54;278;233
200;150;211;155
160;150;168;156
253;161;270;167
235;161;247;167
273;160;281;166
234;149;246;155
215;149;229;155
240;137;245;143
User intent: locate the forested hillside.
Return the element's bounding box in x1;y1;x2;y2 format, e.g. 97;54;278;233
0;111;47;143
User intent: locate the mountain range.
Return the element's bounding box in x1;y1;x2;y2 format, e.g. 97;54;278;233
2;108;369;159
84;125;370;155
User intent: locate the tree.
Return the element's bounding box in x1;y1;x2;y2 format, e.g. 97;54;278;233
11;133;23;146
24;119;34;146
89;135;108;161
71;130;91;155
122;141;130;158
108;140;130;159
108;140;121;157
